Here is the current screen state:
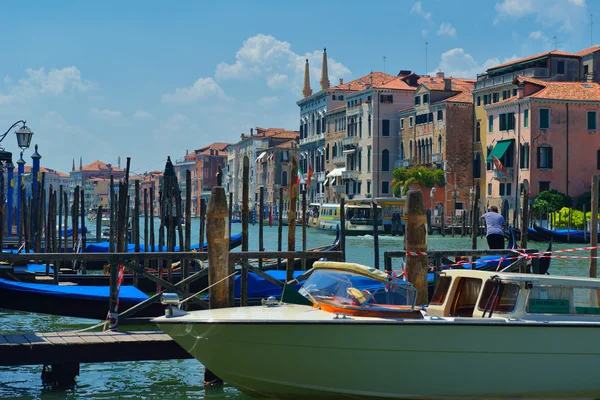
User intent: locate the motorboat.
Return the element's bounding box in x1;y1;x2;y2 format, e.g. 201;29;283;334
155;262;600;398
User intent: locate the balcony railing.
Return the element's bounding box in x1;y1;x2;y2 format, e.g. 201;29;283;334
401;158;414;168
342;136;358;148
333;184;345;193
316;171;325;182
432;153;442;164
299;133;325;146
493;167;514;181
475;67;549;90
333;155;346;166
342;170;359;180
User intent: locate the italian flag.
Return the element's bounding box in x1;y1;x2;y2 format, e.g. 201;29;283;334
297;165;303;184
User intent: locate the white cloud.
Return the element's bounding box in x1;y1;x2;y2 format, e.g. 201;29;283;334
529;30;544;40
429;48;518;78
437;23;456;38
152;113;204;158
411;1;432;20
89;108;121;119
258;96;279;107
494;0;588;32
162;77;225;104
134;110;154;119
421;29;429;38
214;34;351;94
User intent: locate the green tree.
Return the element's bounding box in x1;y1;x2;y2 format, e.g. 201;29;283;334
532;190;572;214
391;165;446;196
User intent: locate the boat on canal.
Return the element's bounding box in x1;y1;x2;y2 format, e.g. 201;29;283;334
156;261;600;399
314;202;384;235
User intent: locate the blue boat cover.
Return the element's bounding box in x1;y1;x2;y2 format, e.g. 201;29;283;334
86;232;243;253
0;277;148;302
12;263;54;274
473;256;513;270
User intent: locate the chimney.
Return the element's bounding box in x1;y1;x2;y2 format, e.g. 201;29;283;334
444;78;452;91
436;71;445;79
517;85;525;99
250;128;254;136
302;59;313;98
339;78;344;85
320;48;330;90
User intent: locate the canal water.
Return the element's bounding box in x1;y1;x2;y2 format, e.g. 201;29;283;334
0;220;592;399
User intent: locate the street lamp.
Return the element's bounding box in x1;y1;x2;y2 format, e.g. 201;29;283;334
0;120;34;162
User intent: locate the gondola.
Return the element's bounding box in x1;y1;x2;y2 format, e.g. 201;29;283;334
533;224;596;244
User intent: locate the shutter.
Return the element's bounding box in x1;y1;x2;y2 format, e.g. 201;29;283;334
548;147;553;169
537;147;541;168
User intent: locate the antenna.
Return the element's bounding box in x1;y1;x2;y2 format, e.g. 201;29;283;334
425;42;429;74
591;13;594;47
553;36;558;50
382;55;387;74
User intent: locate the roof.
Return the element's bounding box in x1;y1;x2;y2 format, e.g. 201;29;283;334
576;45;600;57
274;140;297;149
514;75;600;101
240;127;298;141
194;142;231;156
24;166;69;178
328;72;396;91
81;160;122;172
487;50;577;72
327;105;346;113
373;77;416;90
442;91;473;103
418;76;475;92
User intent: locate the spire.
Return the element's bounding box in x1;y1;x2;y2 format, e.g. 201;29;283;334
72;158;75;172
302;59;312;98
320;48;330;90
79;156;82;171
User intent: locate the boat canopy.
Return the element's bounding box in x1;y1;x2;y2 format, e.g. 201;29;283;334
326;167;345;178
313;261;390;283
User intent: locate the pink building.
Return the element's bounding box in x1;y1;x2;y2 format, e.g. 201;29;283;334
484;75;600;223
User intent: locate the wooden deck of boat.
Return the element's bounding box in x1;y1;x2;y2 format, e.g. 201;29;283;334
0;330;192;366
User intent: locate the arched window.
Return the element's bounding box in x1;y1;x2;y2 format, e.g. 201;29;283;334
409;140;413;159
400;142;405;159
382;149;390;171
475;121;481;143
438;134;443;154
326;144;330;161
359;117;362;138
473;152;481;179
333;143;337;157
368;114;372;136
282;171;288;187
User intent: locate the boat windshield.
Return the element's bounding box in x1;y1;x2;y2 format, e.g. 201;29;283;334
299;269;417;310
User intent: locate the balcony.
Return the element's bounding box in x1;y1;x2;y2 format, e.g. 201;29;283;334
333;184;345;193
347;104;364;116
493;167;514;181
316;171;325;182
401;158;414;168
333;155;346;166
342;170;359;180
299;133;325;146
342;136;358;148
432;153;442;164
474;68;548;90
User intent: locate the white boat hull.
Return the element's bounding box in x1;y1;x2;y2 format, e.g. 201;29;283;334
157;306;600;399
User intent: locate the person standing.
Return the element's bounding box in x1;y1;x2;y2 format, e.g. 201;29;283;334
481;206;506;249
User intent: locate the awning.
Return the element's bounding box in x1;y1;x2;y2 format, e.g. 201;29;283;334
486;139;513;162
323;177;329;186
326;167;346;178
256;151;267;163
343;148;355;155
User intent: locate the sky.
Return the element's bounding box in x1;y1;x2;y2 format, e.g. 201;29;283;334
0;0;596;175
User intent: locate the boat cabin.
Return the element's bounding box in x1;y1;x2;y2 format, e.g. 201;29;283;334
427;270;600;320
299;261;423;318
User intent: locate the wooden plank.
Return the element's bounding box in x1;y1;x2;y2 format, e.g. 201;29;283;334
4;334;29;345
23;333;48;344
58;335;86;344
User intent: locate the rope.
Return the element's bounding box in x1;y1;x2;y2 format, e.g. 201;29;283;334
180;270;239;305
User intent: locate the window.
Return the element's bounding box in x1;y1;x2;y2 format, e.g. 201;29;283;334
423;93;430;104
368;95;372;101
539;109;550;129
332;95;336;100
475;121;481;142
382;181;390;194
368;115;372;136
357;181;362;194
400;119;405;130
486;146;493;171
473;153;481;179
588;111;597;130
409;116;413;127
477;281;519;313
537;146;553;169
430;277;452;305
499;112;514;131
437;110;443;121
322;117;326;133
428;113;434;123
339;95;344;100
488;115;493;133
557;60;565;75
539;181;550;192
519;143;530;169
499;114;506;131
487;183;492;196
325;145;329;161
477;96;481;106
282;171;288;187
502;90;508;100
512;88;517;97
415;96;421;106
484;94;490;105
359;117;362;137
358;149;362;171
382;119;390;136
493;92;499;103
598;150;600;170
499;183;505;196
367;180;371;194
449;278;482;317
367;146;372;172
380;94;393;103
382;149;390;171
500;183;512;196
524;109;529;128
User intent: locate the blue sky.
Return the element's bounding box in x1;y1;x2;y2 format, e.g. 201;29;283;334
0;0;596;174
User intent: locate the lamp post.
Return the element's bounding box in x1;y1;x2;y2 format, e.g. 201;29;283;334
430;186;436;224
0;121;34;238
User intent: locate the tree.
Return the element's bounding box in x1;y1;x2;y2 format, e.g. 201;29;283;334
391;165;446;196
532;190;572;214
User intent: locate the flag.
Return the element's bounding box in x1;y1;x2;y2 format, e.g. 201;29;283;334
297;165;303;184
491;155;508;176
307;164;314;187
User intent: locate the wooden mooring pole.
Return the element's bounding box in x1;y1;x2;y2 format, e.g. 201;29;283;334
471;185;480;250
241;156;249;306
277;187;283;269
287;158;298;282
301;188;307;271
373;200;380;269
340;197;346;262
520;182;529;249
205;170;231;387
589;175;598;279
258;187;264;270
405;190;428;305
